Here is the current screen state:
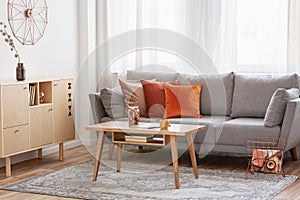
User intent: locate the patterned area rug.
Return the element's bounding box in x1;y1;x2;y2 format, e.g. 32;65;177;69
1;160;297;200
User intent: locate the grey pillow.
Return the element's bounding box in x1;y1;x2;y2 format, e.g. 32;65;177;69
231;74;299;118
177;72;234;116
100;87;125;119
264;88;299;127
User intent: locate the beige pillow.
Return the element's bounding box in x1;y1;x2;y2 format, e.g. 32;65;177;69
119;79;155;117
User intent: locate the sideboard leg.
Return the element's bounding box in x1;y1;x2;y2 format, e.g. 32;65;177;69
59;142;64;161
6;157;11;177
289;147;298;161
38;148;43;159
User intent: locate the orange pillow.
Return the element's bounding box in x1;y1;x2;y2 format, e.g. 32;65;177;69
164;84;202;118
141;80;179;118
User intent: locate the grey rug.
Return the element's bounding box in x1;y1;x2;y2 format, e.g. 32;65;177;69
1;160;297;200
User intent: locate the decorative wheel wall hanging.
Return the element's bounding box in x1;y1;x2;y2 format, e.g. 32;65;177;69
8;0;48;45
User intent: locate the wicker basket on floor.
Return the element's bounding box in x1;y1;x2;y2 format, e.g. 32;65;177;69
245;137;286;181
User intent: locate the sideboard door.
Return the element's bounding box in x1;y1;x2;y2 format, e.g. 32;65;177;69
2;84;29;128
52;79;75;143
29;105;53;148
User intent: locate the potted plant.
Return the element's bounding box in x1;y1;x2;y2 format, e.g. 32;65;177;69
0;21;25;81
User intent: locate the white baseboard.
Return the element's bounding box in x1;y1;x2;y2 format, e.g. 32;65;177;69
0;140;82;168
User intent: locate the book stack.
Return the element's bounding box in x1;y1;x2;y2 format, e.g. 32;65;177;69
125;135;154;143
29;84;36;106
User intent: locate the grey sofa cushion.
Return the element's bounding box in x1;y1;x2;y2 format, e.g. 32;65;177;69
170;116;230;146
127;70;177;82
264;88;299;127
100;87;125;119
177;72;234;116
231;74;299;118
168;116;230;126
216;118;281;146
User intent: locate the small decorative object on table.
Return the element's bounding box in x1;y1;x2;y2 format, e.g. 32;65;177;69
160;119;170;130
128;106;139;126
246;137;286;181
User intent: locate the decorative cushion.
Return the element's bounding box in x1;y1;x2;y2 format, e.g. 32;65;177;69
127;70;178;82
177;72;234;116
100;87;125;119
164;84;202;119
264;88;299;127
141;80;178;118
231;74;299;118
119;79;155;117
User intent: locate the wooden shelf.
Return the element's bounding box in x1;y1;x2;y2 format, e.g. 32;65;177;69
112;132;169;147
39;81;52;104
29;103;53;109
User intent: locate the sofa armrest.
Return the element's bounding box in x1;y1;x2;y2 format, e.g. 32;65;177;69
281;98;300;151
89;93;108;123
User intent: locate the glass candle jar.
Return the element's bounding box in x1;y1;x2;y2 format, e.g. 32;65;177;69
128;106;140;126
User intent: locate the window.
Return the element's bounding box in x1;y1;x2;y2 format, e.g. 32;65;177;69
236;0;288;73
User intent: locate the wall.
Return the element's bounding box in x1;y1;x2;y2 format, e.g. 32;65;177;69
0;0;78;80
0;0;80;167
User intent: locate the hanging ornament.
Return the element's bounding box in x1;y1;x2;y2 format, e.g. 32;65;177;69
7;0;48;45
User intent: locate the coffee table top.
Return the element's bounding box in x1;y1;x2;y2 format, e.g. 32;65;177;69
86;121;206;136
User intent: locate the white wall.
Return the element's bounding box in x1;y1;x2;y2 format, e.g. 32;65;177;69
0;0;80;167
0;0;78;80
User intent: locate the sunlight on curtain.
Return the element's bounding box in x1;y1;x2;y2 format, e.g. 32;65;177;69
236;0;288;74
104;0;236;75
97;0;298;75
287;0;300;73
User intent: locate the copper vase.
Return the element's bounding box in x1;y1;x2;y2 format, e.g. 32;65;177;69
16;63;26;81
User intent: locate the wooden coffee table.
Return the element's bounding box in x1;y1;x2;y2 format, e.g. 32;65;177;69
86;121;206;189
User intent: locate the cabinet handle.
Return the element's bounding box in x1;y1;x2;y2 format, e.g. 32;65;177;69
68;93;72;102
68;83;72;89
14;130;19;133
23;86;28;90
48;108;53;111
68;112;72;116
54;83;58;86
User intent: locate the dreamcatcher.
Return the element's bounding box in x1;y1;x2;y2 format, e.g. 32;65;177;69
7;0;48;45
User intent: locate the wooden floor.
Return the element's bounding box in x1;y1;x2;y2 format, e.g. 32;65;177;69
0;145;299;199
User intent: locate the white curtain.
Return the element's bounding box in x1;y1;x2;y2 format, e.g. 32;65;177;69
96;0;237;75
287;0;300;73
178;0;236;73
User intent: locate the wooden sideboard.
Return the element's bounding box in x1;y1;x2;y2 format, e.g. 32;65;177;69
0;78;75;176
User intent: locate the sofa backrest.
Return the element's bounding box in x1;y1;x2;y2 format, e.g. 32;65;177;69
177;72;234;116
127;70;178;82
231;74;299;118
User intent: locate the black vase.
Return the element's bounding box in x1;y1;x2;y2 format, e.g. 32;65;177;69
16;63;26;81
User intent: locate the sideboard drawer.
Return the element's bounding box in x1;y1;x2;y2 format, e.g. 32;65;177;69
4;124;29;155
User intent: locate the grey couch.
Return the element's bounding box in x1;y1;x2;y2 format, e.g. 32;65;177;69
89;70;300;160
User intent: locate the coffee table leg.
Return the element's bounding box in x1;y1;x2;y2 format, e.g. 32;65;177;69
186;133;199;179
170;135;180;189
93;131;105;181
117;143;123;172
